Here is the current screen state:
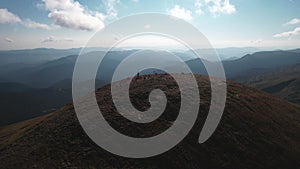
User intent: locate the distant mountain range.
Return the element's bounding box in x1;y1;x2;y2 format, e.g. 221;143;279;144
0;48;80;75
183;50;300;105
186;47;261;61
0;47;300;126
184;50;300;78
224;50;300;78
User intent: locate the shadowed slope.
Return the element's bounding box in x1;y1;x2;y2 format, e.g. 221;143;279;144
0;74;299;169
237;64;300;104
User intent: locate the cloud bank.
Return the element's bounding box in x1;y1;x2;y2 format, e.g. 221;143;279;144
42;36;74;43
205;0;236;17
273;27;300;38
43;0;105;31
284;18;300;25
0;8;21;24
23;19;54;30
169;5;193;21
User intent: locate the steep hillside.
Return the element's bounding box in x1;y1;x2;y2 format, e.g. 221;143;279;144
0;74;299;169
0;86;72;126
236;64;300;104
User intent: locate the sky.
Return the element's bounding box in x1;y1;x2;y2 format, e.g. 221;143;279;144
0;0;300;50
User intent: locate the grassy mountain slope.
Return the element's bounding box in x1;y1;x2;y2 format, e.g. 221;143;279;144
0;74;299;169
236;64;300;104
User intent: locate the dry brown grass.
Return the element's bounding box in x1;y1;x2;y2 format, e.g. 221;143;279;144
0;74;299;169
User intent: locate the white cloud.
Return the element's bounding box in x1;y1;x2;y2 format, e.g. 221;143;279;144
103;0;120;20
195;0;203;8
42;36;56;43
195;9;204;15
284;18;300;25
273;27;300;38
43;0;105;31
23;19;54;30
204;0;236;17
195;0;204;15
4;37;13;43
250;38;263;44
0;8;56;31
35;1;45;10
42;36;74;43
0;8;21;24
169;5;193;21
131;0;139;2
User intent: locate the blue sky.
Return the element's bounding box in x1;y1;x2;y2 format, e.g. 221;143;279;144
0;0;299;50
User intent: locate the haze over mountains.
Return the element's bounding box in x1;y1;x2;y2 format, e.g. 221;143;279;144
0;47;300;126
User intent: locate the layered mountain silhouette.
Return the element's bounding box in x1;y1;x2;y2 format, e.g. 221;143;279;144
226;50;300;78
185;50;300;78
1;48;300;126
185;50;300;104
0;74;299;169
0;48;81;76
